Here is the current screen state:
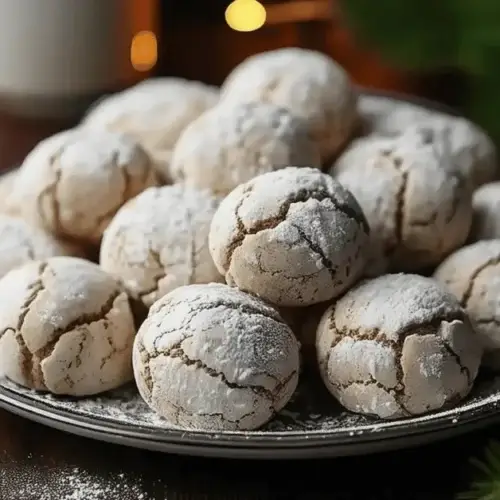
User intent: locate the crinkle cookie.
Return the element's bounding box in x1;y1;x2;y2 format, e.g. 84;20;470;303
0;257;136;396
333;128;472;274
209;167;369;307
358;94;436;137
470;182;500;242
316;273;481;419
0;214;83;279
82;78;219;181
133;283;300;431
100;185;223;309
12;128;157;244
220;48;357;161
170;101;321;196
357;96;497;189
434;240;500;369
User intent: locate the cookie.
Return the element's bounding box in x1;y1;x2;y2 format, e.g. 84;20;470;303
316;273;481;419
0;169;21;216
100;185;223;309
0;214;83;279
133;283;300;430
12;128;157;244
470;182;500;241
434;240;500;369
209;167;369;307
333;128;472;274
220;48;357;161
170;101;321;196
0;257;136;396
357;96;497;189
82;78;219;182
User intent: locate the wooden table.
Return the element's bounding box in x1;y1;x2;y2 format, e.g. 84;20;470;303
0;114;494;500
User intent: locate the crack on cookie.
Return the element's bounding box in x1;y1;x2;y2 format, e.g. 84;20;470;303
37;160;62;234
325;307;466;416
288;222;337;281
16;262;48;386
31;289;122;387
136;246;166;302
162;397;260;429
441;340;471;384
460;256;500;307
225;185;368;271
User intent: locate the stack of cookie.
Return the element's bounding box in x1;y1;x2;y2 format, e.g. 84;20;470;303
0;47;497;430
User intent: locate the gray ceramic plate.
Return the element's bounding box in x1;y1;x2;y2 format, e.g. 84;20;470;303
0;90;497;460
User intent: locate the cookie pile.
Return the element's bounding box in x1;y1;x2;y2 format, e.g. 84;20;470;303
0;47;497;431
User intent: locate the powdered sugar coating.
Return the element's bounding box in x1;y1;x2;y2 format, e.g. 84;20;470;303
434;240;500;369
358;95;497;189
12;128;157;244
316;273;482;419
209;167;369;306
0;169;22;216
220;48;357;160
0;215;82;279
82;78;219;181
333;128;472;274
471;182;500;241
170;101;321;196
133;283;300;430
100;185;223;308
0;257;136;396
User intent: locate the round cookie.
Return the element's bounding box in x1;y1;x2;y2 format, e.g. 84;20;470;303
358;94;433;137
12;128;157;244
470;182;500;241
333;128;472;274
0;257;136;396
170;101;321;196
434;240;500;369
133;283;300;431
100;185;223;309
82;78;219;182
209;167;369;307
316;273;481;419
0;214;83;279
220;48;357;161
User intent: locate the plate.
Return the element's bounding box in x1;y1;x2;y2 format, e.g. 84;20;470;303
0;90;496;460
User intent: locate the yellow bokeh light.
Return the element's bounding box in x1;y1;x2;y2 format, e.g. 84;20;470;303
130;31;158;72
225;0;267;32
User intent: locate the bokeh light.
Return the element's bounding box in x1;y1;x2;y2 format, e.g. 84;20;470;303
225;0;267;32
130;31;158;72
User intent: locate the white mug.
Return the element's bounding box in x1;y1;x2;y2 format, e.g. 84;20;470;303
0;0;159;118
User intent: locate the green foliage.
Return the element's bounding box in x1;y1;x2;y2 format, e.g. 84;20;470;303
459;441;500;500
340;0;500;138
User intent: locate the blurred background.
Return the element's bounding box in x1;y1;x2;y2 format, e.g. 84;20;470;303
0;0;498;166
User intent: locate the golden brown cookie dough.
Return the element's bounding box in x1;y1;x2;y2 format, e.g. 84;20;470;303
170;101;321;196
82;78;219;182
434;240;500;369
12;128;157;244
0;257;136;396
220;48;357;161
316;273;482;419
333;128;472;274
100;185;223;309
209;167;369;307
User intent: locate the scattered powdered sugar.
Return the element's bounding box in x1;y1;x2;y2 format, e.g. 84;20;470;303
2;465;149;500
2;369;500;441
